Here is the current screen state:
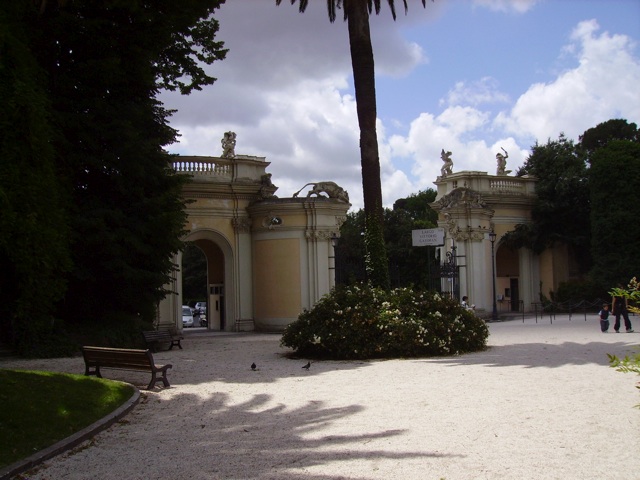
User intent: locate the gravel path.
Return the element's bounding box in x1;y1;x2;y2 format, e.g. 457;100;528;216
2;314;639;480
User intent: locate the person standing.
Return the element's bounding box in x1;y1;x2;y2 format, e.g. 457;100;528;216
612;288;634;333
598;304;611;333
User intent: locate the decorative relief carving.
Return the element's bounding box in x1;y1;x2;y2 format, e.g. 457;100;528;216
432;187;488;210
305;230;340;240
232;217;251;233
259;173;278;199
443;213;488;242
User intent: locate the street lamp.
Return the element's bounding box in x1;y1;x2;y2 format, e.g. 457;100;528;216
488;231;498;321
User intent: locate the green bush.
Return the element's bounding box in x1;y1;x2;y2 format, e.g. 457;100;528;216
281;283;489;359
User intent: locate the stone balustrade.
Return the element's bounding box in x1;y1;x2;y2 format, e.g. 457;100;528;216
172;154;269;183
172;158;233;179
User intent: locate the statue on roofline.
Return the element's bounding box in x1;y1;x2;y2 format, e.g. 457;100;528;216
496;147;511;175
221;131;236;158
440;149;453;177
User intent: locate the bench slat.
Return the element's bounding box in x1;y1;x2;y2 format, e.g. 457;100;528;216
82;346;172;390
142;329;183;352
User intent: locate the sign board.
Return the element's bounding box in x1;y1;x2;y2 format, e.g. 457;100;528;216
412;228;445;247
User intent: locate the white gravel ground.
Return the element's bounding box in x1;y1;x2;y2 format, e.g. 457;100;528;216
2;314;639;480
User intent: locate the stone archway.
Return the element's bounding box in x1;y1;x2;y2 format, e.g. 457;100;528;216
182;229;235;331
496;244;520;312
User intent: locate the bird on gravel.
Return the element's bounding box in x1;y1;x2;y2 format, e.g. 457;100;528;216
302;362;311;370
251;362;257;371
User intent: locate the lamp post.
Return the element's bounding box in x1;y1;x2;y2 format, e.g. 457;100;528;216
489;231;498;321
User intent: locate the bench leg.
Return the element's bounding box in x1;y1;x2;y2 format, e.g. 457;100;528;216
147;373;157;390
84;365;102;378
147;368;171;390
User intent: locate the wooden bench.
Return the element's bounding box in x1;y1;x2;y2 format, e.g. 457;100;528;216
142;329;183;352
82;346;172;390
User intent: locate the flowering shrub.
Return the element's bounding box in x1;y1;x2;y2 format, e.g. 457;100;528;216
281;283;489;359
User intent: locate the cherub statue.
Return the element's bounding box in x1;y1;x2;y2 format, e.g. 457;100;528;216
440;149;453;177
221;131;237;158
496;147;511;175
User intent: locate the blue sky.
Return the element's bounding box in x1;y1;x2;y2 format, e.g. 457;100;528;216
160;0;640;210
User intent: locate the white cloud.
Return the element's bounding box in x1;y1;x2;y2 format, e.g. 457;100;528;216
441;77;510;107
495;20;640;142
472;0;541;14
161;3;639;213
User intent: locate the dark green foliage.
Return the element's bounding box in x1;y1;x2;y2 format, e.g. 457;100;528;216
281;283;488;360
517;135;590;256
364;212;391;290
1;1;227;356
0;2;71;349
335;210;366;284
579;119;639;163
32;1;226;324
337;190;439;289
552;279;609;305
392;189;438;225
589;140;640;289
387;190;439;289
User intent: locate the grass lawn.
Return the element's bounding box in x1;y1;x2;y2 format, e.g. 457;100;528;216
0;369;134;468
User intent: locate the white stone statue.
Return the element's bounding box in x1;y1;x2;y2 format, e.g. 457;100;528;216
440;149;453;177
496;147;511;175
221;131;236;158
292;181;350;203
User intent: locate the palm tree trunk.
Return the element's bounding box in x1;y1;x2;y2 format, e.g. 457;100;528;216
345;1;389;289
345;1;383;223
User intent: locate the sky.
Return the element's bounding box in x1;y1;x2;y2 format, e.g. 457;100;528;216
159;0;640;210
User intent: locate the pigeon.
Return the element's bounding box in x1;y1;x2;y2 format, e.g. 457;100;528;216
251;362;257;371
302;362;311;370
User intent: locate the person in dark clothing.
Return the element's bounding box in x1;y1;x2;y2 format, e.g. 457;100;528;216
612;288;633;333
598;304;610;333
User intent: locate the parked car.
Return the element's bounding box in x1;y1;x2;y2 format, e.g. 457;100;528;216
182;305;194;328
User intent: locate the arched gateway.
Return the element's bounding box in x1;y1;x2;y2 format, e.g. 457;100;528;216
156;144;350;333
431;167;577;316
158;141;573;329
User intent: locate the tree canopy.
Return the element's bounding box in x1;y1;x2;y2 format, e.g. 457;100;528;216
589;140;640;288
507;120;640;296
0;0;227;354
336;189;439;289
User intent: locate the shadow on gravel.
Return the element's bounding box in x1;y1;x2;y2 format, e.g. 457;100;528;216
418;340;638;369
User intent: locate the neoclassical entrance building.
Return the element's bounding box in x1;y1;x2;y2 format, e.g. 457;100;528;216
156;137;350;333
431;154;576;316
158;140;574;331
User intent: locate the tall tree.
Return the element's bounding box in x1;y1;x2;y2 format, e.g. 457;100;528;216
1;1;227;354
510;135;591;276
276;0;429;289
589;140;640;289
579;119;639;163
32;1;227;325
0;1;71;352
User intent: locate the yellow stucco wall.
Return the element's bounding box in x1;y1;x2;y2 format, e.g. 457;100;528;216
253;238;302;319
